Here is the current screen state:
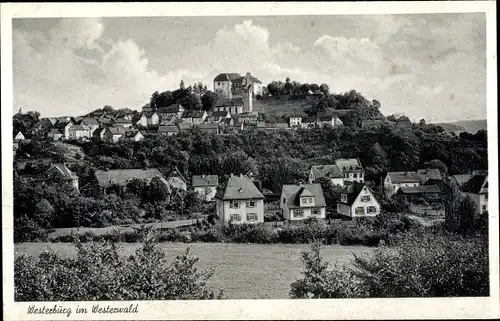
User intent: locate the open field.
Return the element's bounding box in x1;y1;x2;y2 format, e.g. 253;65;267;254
15;242;373;299
253;99;312;116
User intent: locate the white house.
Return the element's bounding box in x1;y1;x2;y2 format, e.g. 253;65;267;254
384;168;442;196
289;115;303;128
337;182;381;218
46;163;79;191
280;183;327;220
115;118;133;128
309;158;365;186
81;117;100;134
181;110;207;124
157;104;185;120
123;130;144;142
67;124;92;140
109;126;127;142
215;174;264;224
166;166;187;191
460;172;488;214
14;131;26;141
47;128;63;141
317;114;343;128
213;73;242;99
192;175;219;202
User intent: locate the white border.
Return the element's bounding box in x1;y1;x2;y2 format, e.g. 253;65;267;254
2;2;499;320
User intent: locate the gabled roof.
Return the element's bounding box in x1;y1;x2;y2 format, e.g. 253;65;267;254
281;184;326;209
167;166;187;183
342;182;372;205
196;123;219;130
70;124;91;131
213;73;242;82
335;158;363;172
192;175;219;187
215;174;264;200
115;118;132;124
246;73;262;84
450;174;473;187
109;126;127;135
82;117;99;126
398;185;441;194
181;110;206;119
49;128;62;134
416;168;442;184
386;171;420;183
92;127;107;137
144;111;158;118
98;117;115;125
461;174;488;194
95;168;170;190
212;110;230;117
48;163;78;179
179;123;193;130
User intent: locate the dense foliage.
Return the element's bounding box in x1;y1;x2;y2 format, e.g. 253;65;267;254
15;240;224;301
290;226;489;298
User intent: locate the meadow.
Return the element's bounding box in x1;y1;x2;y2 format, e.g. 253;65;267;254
15;242;373;299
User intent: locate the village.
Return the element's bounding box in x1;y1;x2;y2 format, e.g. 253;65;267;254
12;72;488;230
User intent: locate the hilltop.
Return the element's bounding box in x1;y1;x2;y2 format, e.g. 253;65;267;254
432;119;487;134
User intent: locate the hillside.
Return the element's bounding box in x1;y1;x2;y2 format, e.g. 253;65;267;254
252;98;312;116
433;119;487;134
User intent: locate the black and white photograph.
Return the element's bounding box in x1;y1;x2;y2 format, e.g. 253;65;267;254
2;2;499;320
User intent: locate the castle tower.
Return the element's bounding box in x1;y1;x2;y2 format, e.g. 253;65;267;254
246;85;253;113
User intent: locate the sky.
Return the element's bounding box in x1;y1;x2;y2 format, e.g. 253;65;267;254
12;14;486;122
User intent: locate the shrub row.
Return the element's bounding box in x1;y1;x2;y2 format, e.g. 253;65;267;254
49;214;419;246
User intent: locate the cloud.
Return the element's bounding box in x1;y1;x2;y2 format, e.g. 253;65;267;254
13;16;486;122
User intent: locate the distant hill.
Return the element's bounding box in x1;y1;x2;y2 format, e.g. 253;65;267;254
433;119;487;134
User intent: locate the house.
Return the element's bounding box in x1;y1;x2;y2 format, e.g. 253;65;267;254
192;175;219;201
385;168;442;196
280;183;327;220
114;117;133;128
208;110;232;123
46;163;79;191
337;182;381;218
40;118;56;130
98;116;115;126
214;72;264;98
309;158;365;186
108;126;127;142
215;173;265;224
384;171;420;196
132;113;147;127
47;128;64;141
396;116;412;129
236;111;259;124
14;131;26;141
178;122;193;131
195;123;219;134
142;103;155;113
160;116;177;125
180;110;207;124
157;104;185;120
448;174;473;187
166;166;187;191
214;97;244;115
94;168;170;198
81;117;100;134
301;116;317;129
416;168;443;186
289;115;303;128
158;125;179;136
67;124;92;140
264;122;290;132
317;114;343;128
396;185;442;202
144;112;160;125
362;118;390;129
214;73;242;99
122;130;144;142
460;172;488;214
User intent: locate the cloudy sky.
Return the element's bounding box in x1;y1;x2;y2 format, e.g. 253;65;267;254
13;14;486;122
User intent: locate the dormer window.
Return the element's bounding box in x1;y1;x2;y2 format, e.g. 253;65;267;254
341;194;347;202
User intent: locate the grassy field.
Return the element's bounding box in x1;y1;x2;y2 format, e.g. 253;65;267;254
253;99;312;116
15;242;373;299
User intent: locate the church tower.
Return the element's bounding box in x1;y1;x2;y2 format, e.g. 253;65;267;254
245;85;253;113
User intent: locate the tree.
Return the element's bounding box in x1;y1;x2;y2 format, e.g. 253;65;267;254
180;93;202;110
310;84;320;93
319;83;330;95
180;80;185;90
425;159;448;178
201;91;221;111
371;99;381;110
267;82;279;96
103;105;114;114
316;177;343;213
419;118;426;126
150;91;160;108
148;177;170;204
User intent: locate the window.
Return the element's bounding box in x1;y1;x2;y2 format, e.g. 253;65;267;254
230;214;241;221
283;197;286;204
246;200;256;208
355;207;365;215
230;200;240;208
218;82;220;86
293;209;304;218
246;213;258;221
367;206;377;214
341;194;347;202
301;197;309;205
360;195;371;202
311;208;321;216
485;194;488;201
482;205;487;212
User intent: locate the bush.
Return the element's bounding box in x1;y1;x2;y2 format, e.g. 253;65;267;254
15;240;224;301
289;230;489;298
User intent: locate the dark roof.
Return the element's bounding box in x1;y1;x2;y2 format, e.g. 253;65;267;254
109;126;127;134
95;168;169;189
178;123;193;130
167;166;187;183
342;182;372;205
158;125;179;133
181;110;206;118
336;159;364;172
215;98;244;107
196;123;219;130
82;117;99;126
144;112;158;118
398;185;442;194
157;104;182;114
461;174;488;194
450;174;473;187
92;128;107;137
416;168;442;184
115;118;132;124
215;174;264;200
246;73;262;84
192;175;219;187
212;110;230;117
281;184;326;209
70;124;90;131
49;128;62;134
386;171;420;183
214;73;242;82
310;164;343;179
397;116;411;122
98;117;115;125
